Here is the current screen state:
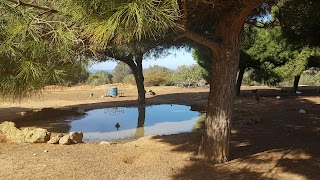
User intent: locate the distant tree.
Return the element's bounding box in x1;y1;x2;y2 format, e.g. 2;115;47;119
86;71;112;85
192;46;211;82
247;27;320;91
275;0;320;90
144;65;173;86
173;64;203;87
123;74;136;85
112;62;132;83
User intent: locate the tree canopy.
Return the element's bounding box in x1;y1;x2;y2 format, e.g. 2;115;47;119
0;0;84;99
276;0;320;47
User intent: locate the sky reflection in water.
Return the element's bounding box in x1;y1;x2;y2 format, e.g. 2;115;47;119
68;104;200;142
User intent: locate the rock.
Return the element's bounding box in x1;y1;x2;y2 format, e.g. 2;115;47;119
0;121;50;143
99;141;111;145
47;134;64;144
59;135;73;145
44;150;49;153
69;132;83;143
0;121;16;132
23;128;51;143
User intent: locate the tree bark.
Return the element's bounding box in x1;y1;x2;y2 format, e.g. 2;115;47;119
293;75;301;92
129;54;146;105
236;68;245;96
198;29;240;163
198;1;262;163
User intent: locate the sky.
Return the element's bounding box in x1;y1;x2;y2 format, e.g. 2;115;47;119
88;49;196;72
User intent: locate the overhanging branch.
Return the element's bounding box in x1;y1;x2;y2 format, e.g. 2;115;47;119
6;0;58;13
173;29;220;54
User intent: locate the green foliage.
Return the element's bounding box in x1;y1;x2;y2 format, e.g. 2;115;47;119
0;1;80;99
276;0;320;47
144;65;173;86
61;62;90;85
65;0;180;50
172;65;204;85
86;71;112;85
123;74;136;85
112;62;132;83
299;69;320;86
192;46;211;82
247;27;320;85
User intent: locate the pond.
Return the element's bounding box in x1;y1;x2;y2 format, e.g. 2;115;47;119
18;104;202;142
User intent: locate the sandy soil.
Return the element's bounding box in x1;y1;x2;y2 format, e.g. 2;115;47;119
0;85;319;180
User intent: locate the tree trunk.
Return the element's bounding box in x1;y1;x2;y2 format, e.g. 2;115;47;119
135;54;145;104
236;68;245;96
293;75;301;92
129;54;146;105
198;7;257;163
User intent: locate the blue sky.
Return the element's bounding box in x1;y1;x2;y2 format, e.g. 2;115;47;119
88;49;196;71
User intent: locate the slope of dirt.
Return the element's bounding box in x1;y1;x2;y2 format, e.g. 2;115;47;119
0;85;319;180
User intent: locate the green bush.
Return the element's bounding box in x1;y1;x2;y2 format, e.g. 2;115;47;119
123;74;136;85
143;65;174;86
86;71;112;85
112;62;132;83
300;70;320;85
172;65;204;85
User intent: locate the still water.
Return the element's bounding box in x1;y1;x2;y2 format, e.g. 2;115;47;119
68;104;200;141
16;104;201;142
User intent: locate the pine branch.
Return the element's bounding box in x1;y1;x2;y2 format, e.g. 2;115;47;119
6;0;58;13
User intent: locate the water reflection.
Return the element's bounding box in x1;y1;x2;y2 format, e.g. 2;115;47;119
135;106;146;139
17;104;201;142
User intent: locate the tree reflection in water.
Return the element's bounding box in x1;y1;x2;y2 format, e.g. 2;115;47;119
135;106;146;139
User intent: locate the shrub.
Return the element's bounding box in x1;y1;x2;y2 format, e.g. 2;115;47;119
86;71;112;85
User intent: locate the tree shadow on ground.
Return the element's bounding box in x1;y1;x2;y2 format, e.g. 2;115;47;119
152;87;320;179
2;87;319;179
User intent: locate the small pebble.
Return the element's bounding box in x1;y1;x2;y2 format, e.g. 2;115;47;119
44;150;49;153
33;153;37;156
99;141;111;145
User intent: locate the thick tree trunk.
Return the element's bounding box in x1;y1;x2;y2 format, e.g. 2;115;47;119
198;2;261;162
198;35;240;163
236;68;245;96
293;75;301;92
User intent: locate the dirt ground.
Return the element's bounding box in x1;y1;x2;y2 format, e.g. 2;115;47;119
0;85;319;180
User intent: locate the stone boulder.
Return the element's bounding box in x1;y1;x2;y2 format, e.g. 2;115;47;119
69;132;83;143
23;128;51;143
47;134;64;144
59;135;74;145
0;121;50;143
